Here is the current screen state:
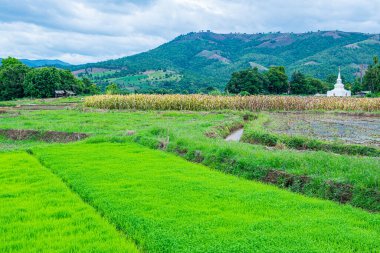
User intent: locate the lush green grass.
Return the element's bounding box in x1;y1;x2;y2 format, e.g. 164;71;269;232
32;142;380;252
0;109;378;209
0;152;139;252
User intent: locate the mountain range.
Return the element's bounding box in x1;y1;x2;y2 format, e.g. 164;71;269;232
7;30;380;92
0;58;70;68
72;30;380;92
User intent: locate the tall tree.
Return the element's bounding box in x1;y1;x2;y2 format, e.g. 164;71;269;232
23;67;61;98
81;77;100;95
225;68;268;94
265;66;288;94
59;69;82;93
289;71;307;94
0;57;29;100
363;56;380;93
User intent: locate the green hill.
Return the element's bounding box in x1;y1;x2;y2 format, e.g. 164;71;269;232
72;31;380;92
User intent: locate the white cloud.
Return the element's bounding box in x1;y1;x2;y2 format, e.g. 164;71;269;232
0;0;379;64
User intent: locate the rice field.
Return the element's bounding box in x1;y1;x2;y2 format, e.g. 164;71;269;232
84;94;380;112
32;142;380;252
1;100;379;251
0;152;139;253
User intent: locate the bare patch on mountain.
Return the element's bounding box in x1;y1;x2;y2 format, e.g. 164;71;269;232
322;31;342;39
303;61;320;66
345;43;361;49
249;62;268;71
256;34;295;48
345;39;380;49
196;50;231;64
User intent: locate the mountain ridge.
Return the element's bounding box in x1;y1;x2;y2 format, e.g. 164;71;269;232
0;58;70;67
51;31;380;92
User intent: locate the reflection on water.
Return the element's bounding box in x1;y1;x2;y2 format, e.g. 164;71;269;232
225;128;244;142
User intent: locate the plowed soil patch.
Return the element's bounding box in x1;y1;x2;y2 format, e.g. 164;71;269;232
0;129;88;142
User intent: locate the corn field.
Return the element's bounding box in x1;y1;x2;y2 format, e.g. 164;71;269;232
84;94;380;112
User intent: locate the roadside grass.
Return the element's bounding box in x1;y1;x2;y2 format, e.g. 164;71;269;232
0;109;379;210
32;142;380;253
0;152;139;253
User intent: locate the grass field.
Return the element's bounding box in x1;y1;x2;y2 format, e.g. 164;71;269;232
1;109;379;210
32;142;380;252
0;152;139;252
1;98;379;251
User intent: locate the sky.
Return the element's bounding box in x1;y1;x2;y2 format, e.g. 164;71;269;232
0;0;379;65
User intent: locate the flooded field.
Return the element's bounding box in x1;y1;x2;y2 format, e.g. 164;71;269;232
267;112;380;147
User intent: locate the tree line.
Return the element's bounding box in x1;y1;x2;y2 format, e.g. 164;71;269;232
225;58;380;96
0;57;100;100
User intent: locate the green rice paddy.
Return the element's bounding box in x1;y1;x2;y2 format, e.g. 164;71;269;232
0;104;379;252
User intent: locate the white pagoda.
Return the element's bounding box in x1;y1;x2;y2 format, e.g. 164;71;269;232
327;67;351;97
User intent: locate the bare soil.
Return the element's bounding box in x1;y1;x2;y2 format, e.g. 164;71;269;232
0;129;88;142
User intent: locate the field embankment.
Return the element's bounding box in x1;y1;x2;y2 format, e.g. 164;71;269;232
84;94;380;112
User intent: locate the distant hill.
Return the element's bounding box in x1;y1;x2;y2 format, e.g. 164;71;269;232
0;58;71;67
72;31;380;92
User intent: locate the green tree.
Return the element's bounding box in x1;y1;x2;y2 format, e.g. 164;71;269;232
290;71;329;95
265;66;288;94
225;68;268;94
1;57;22;68
351;79;363;94
305;77;329;94
105;83;120;95
82;77;100;95
0;57;29;100
289;71;307;94
363;56;380;93
59;69;82;93
23;68;61;98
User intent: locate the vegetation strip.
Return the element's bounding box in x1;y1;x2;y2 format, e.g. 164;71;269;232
0;152;139;252
33;142;380;252
85;94;380;112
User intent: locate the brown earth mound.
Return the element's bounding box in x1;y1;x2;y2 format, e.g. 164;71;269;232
0;129;88;143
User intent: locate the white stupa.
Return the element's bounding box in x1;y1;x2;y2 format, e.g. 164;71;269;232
327;67;351;97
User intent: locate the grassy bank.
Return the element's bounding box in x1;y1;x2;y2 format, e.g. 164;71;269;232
0;152;139;252
32;142;380;252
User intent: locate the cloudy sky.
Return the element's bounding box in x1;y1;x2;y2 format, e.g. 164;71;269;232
0;0;379;64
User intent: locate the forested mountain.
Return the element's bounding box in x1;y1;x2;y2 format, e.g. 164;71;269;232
0;59;70;68
73;31;380;92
